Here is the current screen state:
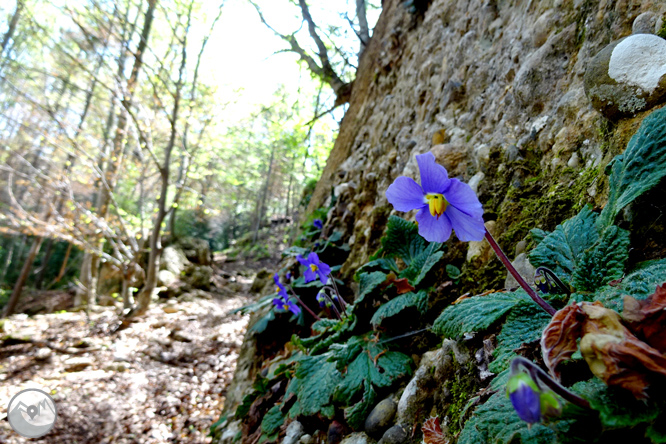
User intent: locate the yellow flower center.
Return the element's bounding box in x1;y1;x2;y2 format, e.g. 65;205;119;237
276;286;281;294
425;193;448;218
310;264;318;272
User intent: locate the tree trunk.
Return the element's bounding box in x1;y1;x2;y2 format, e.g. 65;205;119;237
3;236;43;317
0;238;17;284
253;144;276;242
79;0;157;306
0;0;23;57
34;239;54;289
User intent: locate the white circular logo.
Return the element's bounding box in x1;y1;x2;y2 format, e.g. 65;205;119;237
7;388;57;438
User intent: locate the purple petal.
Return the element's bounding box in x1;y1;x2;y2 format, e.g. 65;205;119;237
509;383;541;424
445;205;486;242
443;179;484;219
287;301;301;315
415;208;452;243
386;176;426;212
303;267;316;283
307;252;319;264
297;255;308;266
416;152;449;194
273;274;281;286
272;298;286;310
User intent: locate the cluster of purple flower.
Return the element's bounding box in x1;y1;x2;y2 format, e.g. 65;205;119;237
272;274;300;315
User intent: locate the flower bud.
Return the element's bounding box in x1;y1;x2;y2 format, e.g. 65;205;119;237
507;373;541;424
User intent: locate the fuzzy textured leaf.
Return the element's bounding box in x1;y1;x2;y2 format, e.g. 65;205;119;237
376;216;427;265
489;302;552;374
571;225;630;292
356;271;388;305
343;380;377;430
598;106;666;229
261;405;284;435
286;354;342;418
432;291;527;338
573;378;659;429
399;245;444;286
595;258;666;311
334;343;412;406
457;390;558;444
529;206;599;285
371;290;429;328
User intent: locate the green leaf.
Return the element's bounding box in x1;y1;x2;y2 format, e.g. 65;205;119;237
593;258;666;311
432;291;527;337
282;246;310;257
334;343;412;407
375;216;426;265
399;243;444;286
286;353;342;418
488;302;552;374
356;271;387;304
598;106;666;229
457;390;558;444
261;405;284;435
446;264;461;279
570;225;630;292
646;416;666;444
343;380;378;430
356;258;399;276
249;309;276;335
371;290;429;328
529;206;599;285
573;378;658;429
311;318;341;334
330;335;366;371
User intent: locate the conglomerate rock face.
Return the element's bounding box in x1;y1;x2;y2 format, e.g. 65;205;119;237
309;0;666;290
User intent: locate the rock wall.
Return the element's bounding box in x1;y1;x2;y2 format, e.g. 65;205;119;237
311;0;666;290
214;0;666;442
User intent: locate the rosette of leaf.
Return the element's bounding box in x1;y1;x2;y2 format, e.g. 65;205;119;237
353;216;445;329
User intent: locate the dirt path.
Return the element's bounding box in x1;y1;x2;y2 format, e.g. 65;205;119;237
0;285;252;443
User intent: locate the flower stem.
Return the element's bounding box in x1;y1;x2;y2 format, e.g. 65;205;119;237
322;285;347;318
324;294;343;320
511;357;590;410
327;273;348;311
288;286;322;321
484;229;556;316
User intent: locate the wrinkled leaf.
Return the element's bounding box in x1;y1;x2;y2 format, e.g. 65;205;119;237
286;353;342;418
490;302;551;374
422;416;449;444
343;380;377;430
541;304;587;380
457;389;558;444
356;271;388;305
573;378;659;429
399;243;444;286
371;290;429;328
529;206;599;285
623;284;666;353
433;291;527;338
598;106;666;229
261;405;284;435
595;258;666;310
375;216;427;265
571;225;630;292
579;303;666;398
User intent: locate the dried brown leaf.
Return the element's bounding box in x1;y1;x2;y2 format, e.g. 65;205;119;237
623;284;666;353
422;416;448;444
541;303;587;380
580;303;666;398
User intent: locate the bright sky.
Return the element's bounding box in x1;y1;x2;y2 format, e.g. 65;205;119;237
198;0;306;120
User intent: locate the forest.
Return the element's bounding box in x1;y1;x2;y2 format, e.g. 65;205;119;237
3;0;666;444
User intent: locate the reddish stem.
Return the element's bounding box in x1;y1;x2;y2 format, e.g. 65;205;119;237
484;230;556;316
288;286;322;321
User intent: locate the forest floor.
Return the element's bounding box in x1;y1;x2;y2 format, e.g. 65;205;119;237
0;254;270;443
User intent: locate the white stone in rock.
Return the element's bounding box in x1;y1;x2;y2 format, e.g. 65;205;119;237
608;34;666;93
340;432;376;444
282;420;306;444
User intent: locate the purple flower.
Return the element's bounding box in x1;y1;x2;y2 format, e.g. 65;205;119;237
313;219;323;229
316;290;327;308
272;296;301;315
385;152;485;243
274;274;288;299
286;271;292;281
507;373;541;424
297;252;331;284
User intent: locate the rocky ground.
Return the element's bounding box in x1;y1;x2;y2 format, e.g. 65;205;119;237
0;268;255;443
